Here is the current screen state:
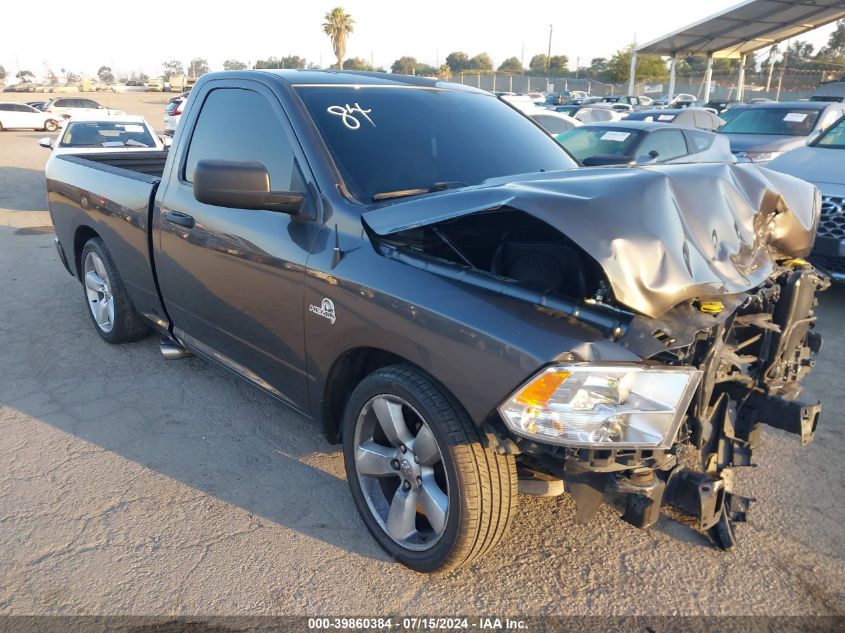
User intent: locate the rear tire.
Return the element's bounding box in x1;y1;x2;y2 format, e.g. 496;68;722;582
343;364;517;572
79;237;149;344
44;119;59;132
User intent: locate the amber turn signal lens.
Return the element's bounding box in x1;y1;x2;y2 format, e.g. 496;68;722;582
515;371;569;407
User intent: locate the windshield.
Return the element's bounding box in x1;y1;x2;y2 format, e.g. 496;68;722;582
59;121;155;148
719;107;821;136
295;85;577;202
814;115;845;148
555;126;645;161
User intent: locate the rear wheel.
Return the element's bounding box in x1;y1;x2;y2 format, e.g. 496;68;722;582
343;364;516;572
79;238;149;343
44;119;59;132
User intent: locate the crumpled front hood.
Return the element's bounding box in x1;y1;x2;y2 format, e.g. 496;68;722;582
363;163;819;319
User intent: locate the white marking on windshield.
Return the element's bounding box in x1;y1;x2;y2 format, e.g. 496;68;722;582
327;103;375;130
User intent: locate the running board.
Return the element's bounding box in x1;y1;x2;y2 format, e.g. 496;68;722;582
159;338;193;360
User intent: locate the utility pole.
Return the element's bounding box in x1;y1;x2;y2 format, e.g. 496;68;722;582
371;51;374;71
765;44;778;93
521;42;525;69
546;24;553;90
776;40;790;102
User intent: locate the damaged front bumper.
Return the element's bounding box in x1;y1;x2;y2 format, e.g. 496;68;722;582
511;262;829;550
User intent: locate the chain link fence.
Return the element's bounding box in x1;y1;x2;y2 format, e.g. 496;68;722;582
451;70;835;101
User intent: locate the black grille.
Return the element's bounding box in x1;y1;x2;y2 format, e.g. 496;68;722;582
818;196;845;239
810;254;845;276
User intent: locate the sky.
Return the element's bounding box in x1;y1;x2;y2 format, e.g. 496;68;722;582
1;0;840;80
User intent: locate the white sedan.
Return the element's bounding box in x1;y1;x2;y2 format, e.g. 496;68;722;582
43;97;125;119
530;110;582;136
0;102;61;132
39;115;165;156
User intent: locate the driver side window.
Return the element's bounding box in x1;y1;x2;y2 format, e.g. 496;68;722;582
184;87;301;191
638;130;688;162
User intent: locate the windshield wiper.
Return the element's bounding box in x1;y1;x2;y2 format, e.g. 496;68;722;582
372;181;468;202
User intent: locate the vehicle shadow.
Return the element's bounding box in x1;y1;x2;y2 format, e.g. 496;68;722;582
0;240;389;562
0;167;49;212
4;340;388;563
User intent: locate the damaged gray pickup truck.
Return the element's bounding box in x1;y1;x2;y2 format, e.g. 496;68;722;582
46;70;828;572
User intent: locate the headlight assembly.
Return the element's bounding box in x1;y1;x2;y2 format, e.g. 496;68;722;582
498;364;702;448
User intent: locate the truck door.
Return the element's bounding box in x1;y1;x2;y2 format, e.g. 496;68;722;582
155;82;321;413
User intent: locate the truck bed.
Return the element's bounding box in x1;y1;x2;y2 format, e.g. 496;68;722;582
59;150;169;178
46;149;170;329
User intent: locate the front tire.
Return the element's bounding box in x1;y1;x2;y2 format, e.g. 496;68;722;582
79;237;149;343
343;364;516;572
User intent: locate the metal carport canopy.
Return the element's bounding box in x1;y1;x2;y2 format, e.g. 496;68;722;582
629;0;845;101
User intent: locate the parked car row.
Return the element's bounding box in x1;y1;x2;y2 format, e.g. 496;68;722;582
0;97;125;133
0;102;61;131
511;86;844;281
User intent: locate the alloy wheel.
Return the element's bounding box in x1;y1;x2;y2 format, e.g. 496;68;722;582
353;395;449;551
83;252;115;333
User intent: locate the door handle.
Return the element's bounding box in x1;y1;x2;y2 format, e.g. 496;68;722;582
164;211;195;229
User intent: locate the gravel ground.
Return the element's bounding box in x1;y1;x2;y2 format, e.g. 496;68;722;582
0;93;843;617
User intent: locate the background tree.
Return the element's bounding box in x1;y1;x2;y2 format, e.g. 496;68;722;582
467;53;493;71
589;57;608;76
814;21;845;68
445;51;470;73
415;63;438;76
65;71;80;83
322;7;354;70
548;55;569;72
223;60;248;71
438;64;451;78
0;65;6;83
97;65;115;83
280;55;307;69
497;57;524;73
391;56;418;75
529;54;548;74
163;60;184;77
605;49;667;82
254;56;307;69
188;58;209;76
16;70;34;83
343;57;369;70
826;19;845;55
46;71;58;86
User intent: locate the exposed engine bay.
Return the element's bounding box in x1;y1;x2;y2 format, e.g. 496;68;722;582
365;163;830;549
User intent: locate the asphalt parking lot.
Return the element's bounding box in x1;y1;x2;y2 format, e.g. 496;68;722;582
0;93;843;617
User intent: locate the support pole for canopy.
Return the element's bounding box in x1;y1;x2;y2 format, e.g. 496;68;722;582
703;53;714;102
667;56;677;103
737;53;747;101
628;50;638;95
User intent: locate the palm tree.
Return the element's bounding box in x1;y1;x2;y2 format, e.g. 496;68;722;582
322;7;355;70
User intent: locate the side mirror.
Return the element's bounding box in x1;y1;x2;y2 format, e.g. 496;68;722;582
193;159;304;214
636;151;659;165
39;137;54;149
